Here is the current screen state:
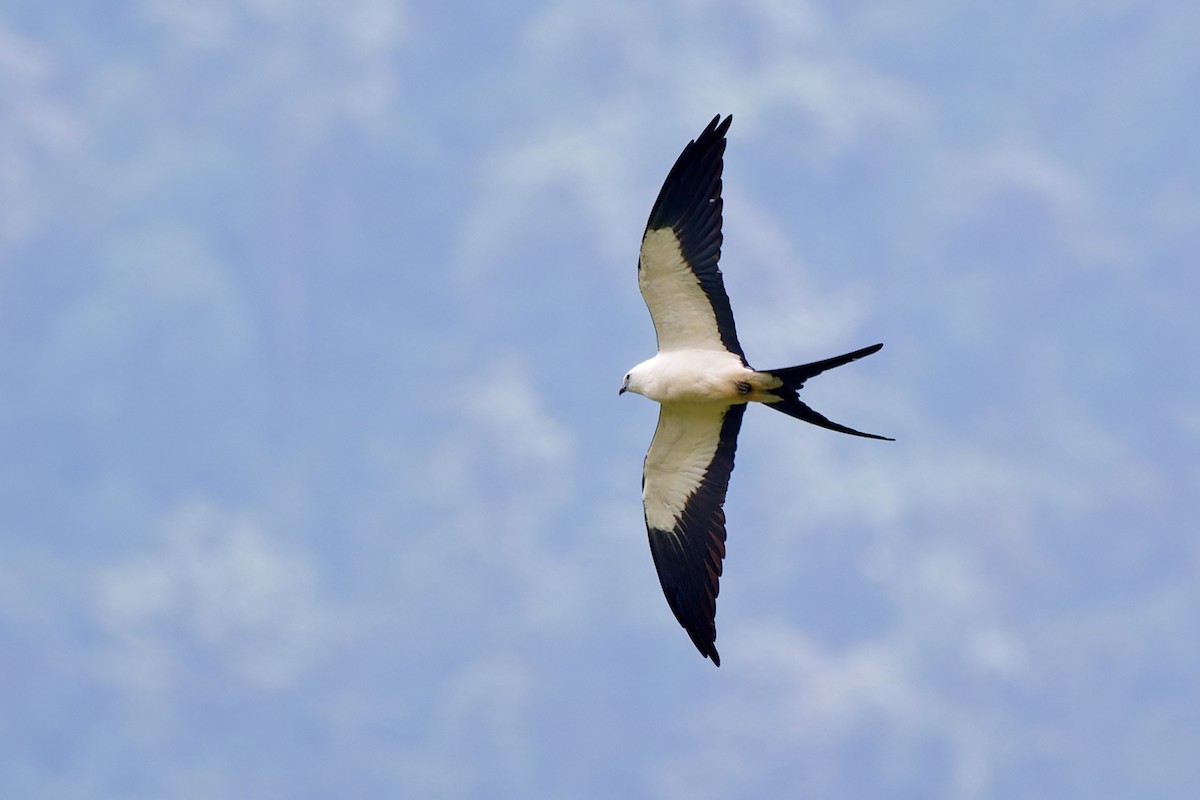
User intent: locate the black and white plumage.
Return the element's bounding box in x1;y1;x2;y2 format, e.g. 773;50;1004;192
619;115;893;666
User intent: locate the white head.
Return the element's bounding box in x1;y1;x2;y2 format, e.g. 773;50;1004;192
618;361;651;397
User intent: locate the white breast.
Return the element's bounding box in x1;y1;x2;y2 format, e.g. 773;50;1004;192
635;349;750;404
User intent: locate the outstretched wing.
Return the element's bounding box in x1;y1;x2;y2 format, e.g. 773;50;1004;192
638;115;745;361
642;402;746;666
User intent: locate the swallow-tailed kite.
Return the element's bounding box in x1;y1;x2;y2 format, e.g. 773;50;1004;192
620;115;893;666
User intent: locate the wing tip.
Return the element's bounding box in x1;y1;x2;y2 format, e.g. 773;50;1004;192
682;615;721;667
644;114;734;233
705;113;733;140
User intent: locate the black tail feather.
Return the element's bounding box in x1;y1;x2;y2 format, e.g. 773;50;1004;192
762;343;893;441
765;343;884;390
764;391;894;440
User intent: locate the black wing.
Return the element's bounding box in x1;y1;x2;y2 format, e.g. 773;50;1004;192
642;402;746;666
638;115;745;361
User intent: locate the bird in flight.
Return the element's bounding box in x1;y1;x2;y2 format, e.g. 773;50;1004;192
620;115;892;666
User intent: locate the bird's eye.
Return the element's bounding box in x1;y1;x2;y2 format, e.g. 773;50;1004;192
624;374;630;382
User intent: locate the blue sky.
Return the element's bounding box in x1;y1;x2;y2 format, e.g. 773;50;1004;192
2;1;1199;797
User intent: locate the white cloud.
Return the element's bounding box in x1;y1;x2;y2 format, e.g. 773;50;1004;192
937;138;1137;275
0;23;83;245
465;360;575;467
136;0;409;131
93;500;331;695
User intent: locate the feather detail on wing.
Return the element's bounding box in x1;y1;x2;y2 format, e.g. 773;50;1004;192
642;402;745;666
638;115;745;361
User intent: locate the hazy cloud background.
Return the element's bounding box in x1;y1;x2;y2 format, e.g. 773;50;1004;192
2;1;1198;797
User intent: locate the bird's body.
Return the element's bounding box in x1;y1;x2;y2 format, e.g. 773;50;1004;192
622;115;891;667
624;350;777;405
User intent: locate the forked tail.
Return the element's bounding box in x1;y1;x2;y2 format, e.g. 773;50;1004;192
761;343;893;441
